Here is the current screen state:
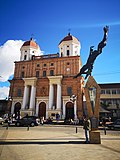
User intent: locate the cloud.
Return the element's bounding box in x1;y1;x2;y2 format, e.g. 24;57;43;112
0;40;24;82
0;39;43;99
0;40;24;99
0;86;9;99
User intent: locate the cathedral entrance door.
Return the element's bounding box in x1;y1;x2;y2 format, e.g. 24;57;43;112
65;102;74;120
38;102;46;119
14;102;21;119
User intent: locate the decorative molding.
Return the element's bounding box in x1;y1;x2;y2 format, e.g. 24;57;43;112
23;77;37;86
48;75;63;85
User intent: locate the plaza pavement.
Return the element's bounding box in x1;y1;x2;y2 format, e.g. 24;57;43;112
0;125;120;160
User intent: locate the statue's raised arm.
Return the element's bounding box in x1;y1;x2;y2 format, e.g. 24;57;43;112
97;25;109;53
74;26;109;79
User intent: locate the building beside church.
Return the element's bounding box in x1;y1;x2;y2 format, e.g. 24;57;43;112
99;83;120;120
9;33;84;120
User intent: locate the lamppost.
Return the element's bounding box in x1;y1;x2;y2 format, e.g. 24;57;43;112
70;95;77;103
8;96;12;114
70;94;77;120
70;95;78;132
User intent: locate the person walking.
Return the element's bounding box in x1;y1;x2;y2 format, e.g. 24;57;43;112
83;117;91;143
102;117;107;135
41;116;44;125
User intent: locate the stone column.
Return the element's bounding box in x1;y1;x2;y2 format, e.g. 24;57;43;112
57;84;61;109
36;102;39;117
46;103;49;119
70;44;73;56
49;84;54;109
22;85;29;109
11;102;14;114
30;85;36;109
63;45;66;56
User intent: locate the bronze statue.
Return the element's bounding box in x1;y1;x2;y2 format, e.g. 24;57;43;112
74;26;109;79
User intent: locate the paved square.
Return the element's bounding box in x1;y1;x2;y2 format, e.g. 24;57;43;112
0;125;120;160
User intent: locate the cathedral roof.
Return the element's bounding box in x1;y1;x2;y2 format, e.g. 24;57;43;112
22;38;39;48
59;33;80;45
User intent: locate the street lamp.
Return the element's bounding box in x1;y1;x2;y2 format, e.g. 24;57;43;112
70;94;78;121
8;96;13;114
70;94;78;129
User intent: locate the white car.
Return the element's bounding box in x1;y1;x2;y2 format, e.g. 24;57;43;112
0;117;4;125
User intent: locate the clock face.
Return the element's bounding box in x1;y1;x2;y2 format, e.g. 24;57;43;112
66;68;70;71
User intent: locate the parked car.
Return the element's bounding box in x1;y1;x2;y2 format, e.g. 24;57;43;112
0;117;4;125
107;119;120;130
15;116;40;127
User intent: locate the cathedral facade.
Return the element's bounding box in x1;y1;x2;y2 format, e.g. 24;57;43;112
9;33;84;120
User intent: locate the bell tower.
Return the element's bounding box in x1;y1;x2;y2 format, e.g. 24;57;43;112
20;38;40;61
58;33;81;57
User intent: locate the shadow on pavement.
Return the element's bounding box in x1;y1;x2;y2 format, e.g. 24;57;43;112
0;140;86;145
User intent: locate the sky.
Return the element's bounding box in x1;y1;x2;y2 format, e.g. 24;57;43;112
0;0;120;99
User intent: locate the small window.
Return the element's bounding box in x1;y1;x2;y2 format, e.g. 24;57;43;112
106;90;111;94
67;50;69;56
43;63;46;67
67;46;69;47
37;64;40;67
50;63;54;66
67;62;70;65
112;90;117;94
21;71;24;78
25;50;27;52
61;52;63;57
32;51;34;53
50;70;54;76
43;71;46;77
101;90;105;94
22;66;25;69
36;71;39;77
18;89;22;97
117;90;120;94
67;87;72;96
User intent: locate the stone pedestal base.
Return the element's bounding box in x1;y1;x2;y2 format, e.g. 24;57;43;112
89;130;101;144
20;109;35;117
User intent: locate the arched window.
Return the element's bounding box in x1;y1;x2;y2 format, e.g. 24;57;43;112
67;50;69;56
24;55;27;60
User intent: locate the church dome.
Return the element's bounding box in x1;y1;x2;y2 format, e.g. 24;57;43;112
59;33;80;45
22;38;39;49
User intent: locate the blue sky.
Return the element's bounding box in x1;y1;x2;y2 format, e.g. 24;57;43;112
0;0;120;99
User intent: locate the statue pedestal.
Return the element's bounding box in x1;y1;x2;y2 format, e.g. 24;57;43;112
89;130;101;144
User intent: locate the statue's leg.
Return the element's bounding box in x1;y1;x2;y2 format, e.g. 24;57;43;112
80;64;89;75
